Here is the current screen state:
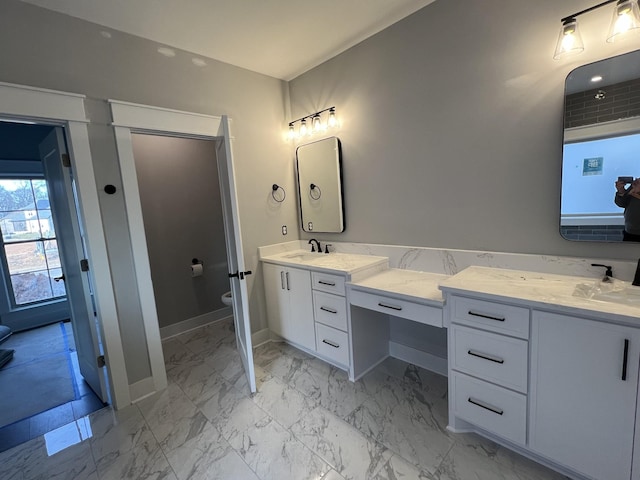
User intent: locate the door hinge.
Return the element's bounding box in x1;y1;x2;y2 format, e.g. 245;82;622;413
61;153;71;168
80;259;90;272
97;355;106;368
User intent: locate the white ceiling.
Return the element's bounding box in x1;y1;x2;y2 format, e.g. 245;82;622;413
20;0;436;80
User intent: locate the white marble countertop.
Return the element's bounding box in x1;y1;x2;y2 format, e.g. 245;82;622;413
260;249;388;275
348;268;449;306
439;266;640;325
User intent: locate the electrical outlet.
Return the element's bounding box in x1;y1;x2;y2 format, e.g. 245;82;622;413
282;225;287;235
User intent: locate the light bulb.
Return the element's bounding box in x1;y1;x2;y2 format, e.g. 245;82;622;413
554;18;584;59
327;108;337;128
287;123;296;139
607;0;640;42
312;114;322;131
299;118;308;136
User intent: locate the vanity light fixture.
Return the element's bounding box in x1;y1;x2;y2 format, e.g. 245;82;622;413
554;0;640;59
286;106;338;140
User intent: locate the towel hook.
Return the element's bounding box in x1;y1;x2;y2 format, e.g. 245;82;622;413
272;184;286;203
310;183;322;200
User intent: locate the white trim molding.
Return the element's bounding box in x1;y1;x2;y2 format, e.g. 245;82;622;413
109;100;223;137
109;100;230;401
0;82;128;408
0;82;87;123
564;116;640;143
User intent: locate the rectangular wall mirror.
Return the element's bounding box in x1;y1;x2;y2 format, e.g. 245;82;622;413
561;49;640;242
296;137;345;233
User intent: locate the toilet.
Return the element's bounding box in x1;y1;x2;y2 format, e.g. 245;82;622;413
221;291;233;307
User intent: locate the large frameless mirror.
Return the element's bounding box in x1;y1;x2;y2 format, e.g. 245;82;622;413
561;49;640;242
296;137;345;233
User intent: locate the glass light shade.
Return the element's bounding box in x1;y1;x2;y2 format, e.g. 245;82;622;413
554;19;584;59
607;0;640;42
287;123;296;139
312;114;322;131
327;109;337;128
299;119;308;136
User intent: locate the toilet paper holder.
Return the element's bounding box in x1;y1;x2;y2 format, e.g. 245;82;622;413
191;258;204;277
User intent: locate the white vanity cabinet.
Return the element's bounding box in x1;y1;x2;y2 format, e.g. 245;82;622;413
530;311;640;480
311;271;350;367
448;295;529;445
263;262;315;351
441;266;640;480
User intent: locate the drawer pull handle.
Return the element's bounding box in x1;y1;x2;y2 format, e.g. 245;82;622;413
319;280;336;286
320;306;338;314
322;339;340;349
378;302;403;311
467;349;504;364
468;397;503;416
468;311;505;322
622;338;630;381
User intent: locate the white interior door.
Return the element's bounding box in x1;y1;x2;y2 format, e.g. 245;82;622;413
216;117;256;393
40;127;108;402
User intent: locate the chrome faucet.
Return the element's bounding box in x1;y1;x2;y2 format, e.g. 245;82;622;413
308;238;321;252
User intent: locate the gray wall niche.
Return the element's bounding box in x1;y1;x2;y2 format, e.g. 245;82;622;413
132;134;229;329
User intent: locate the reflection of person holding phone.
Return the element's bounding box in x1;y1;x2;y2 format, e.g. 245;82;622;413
615;177;640;241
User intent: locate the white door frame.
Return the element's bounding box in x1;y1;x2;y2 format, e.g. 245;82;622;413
0;81;129;408
109;100;247;400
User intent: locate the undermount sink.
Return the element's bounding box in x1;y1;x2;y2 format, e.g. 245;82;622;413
574;279;640;306
592;287;640;305
283;252;324;262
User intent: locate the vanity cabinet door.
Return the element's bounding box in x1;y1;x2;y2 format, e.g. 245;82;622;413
263;263;289;339
530;311;640;480
286;267;315;351
263;263;315;352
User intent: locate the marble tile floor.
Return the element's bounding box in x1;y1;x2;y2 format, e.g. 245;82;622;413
0;322;106;454
0;317;571;479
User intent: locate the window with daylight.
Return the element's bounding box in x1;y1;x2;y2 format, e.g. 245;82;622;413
0;179;66;305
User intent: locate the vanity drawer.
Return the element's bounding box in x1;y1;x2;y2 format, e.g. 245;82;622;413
350;289;443;328
451;371;527;445
313;291;348;331
315;323;349;366
451;296;529;339
312;272;346;296
451;324;528;393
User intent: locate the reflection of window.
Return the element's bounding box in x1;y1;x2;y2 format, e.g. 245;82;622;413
0;179;65;306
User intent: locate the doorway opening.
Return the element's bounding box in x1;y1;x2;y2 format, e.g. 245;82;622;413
110;101;256;399
0;120;107;453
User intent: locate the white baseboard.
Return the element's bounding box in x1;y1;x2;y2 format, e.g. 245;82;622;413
159;308;232;339
251;328;271;348
129;376;156;403
389;341;448;377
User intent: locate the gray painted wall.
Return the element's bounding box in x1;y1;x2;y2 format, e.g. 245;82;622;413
0;0;298;384
289;0;640;261
132;134;229;329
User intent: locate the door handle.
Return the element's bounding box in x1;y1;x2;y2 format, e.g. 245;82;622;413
280;271;285;290
54;274;65;282
622;339;630;381
286;272;290;290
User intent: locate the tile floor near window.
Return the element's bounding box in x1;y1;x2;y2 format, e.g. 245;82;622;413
0;317;570;479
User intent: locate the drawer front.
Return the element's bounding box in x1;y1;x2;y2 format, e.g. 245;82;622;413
350;289;443;328
313;291;348;331
451;324;528;393
312;272;346;296
315;323;349;366
451;296;529;339
451;371;527;445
